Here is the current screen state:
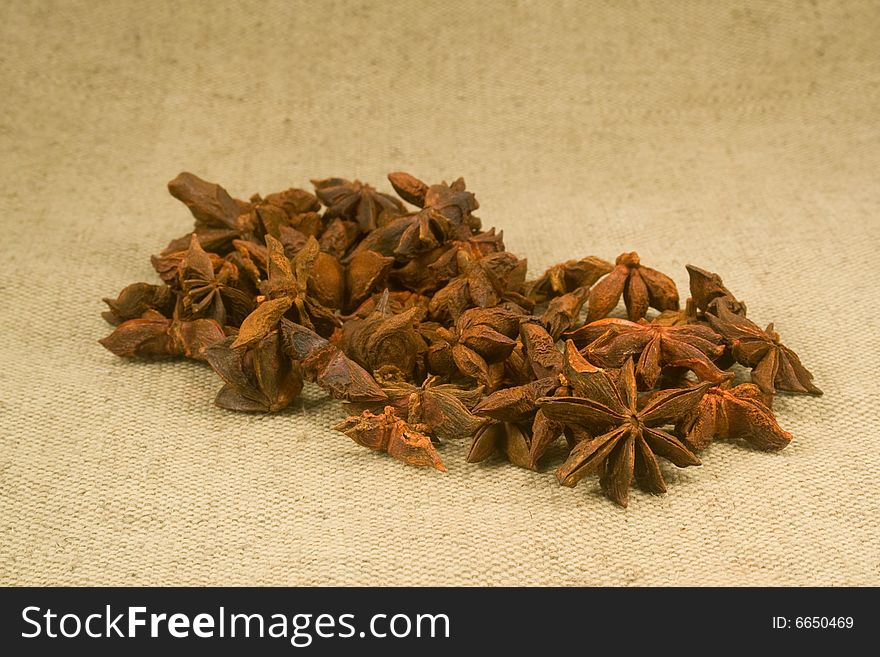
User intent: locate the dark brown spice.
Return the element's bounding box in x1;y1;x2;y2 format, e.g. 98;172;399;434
98;169;823;508
587;251;679;322
676;381;791;451
334;406;446;471
566;317;731;389
539;354;709;507
707;299;822;396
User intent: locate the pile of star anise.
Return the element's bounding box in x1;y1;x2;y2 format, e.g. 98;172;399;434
100;172;821;507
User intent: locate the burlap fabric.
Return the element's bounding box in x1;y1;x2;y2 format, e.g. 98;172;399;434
1;0;878;586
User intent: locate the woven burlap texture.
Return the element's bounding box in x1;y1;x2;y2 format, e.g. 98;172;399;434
1;0;878;586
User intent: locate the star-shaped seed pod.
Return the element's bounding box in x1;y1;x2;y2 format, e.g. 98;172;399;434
348;376;487;441
310;250;347;312
650;298;700;327
456;228;505;258
346;290;431;320
388;245;456;293
334;406;445;471
650;266;747;327
101;282;176;325
540;286;590;340
706;300;822;396
686;264;747;316
427;306;522;390
466;421;535;469
178;235;254;326
312;177;405;233
675;381;792;451
205;332;303;412
566;317;730;389
150;243;234;287
519;319;564;379
281;320;387;403
318;217;361;259
497;339;536;388
472;376;568;468
348;207;451;261
587;251;679;322
162;172;254;254
345;249;395;312
389;228;506;295
99;309;226;361
428;251;531;322
336;291;428;381
388;171;481;237
538;349;711;507
256;187;323;237
227;239;267;289
527;256;613;303
232;235;339;347
232;229;341;296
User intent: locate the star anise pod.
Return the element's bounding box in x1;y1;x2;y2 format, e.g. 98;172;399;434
318;217;361;259
427;306;521;390
538;348;710;507
163;172;254;254
686;264;747;316
348;376;486;441
233;235;339;346
308;249;346;311
540;286;590;340
281;320;387;403
706;300;822;396
349;207;451;261
466;421;534;469
179;235;254;326
346;290;431;319
496;339;533;387
312;177;405;233
205;332;303;412
651;298;700;327
151;250;191;286
255;186;323;236
151;243;236;288
387;229;503;295
527;256;612;303
428;251;531;322
567;317;730;389
99;309;225;361
519;319;564;379
334;406;445;471
587;251;679;322
388;245;456;293
675;381;791;451
388;171;481;237
227;239;267;288
456;228;505;258
336;291;428;381
472;376;567;468
102;282;176;325
345;250;395;312
651;266;746;327
229;224;337;296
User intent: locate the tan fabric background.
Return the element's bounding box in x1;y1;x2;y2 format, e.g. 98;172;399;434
1;0;878;586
